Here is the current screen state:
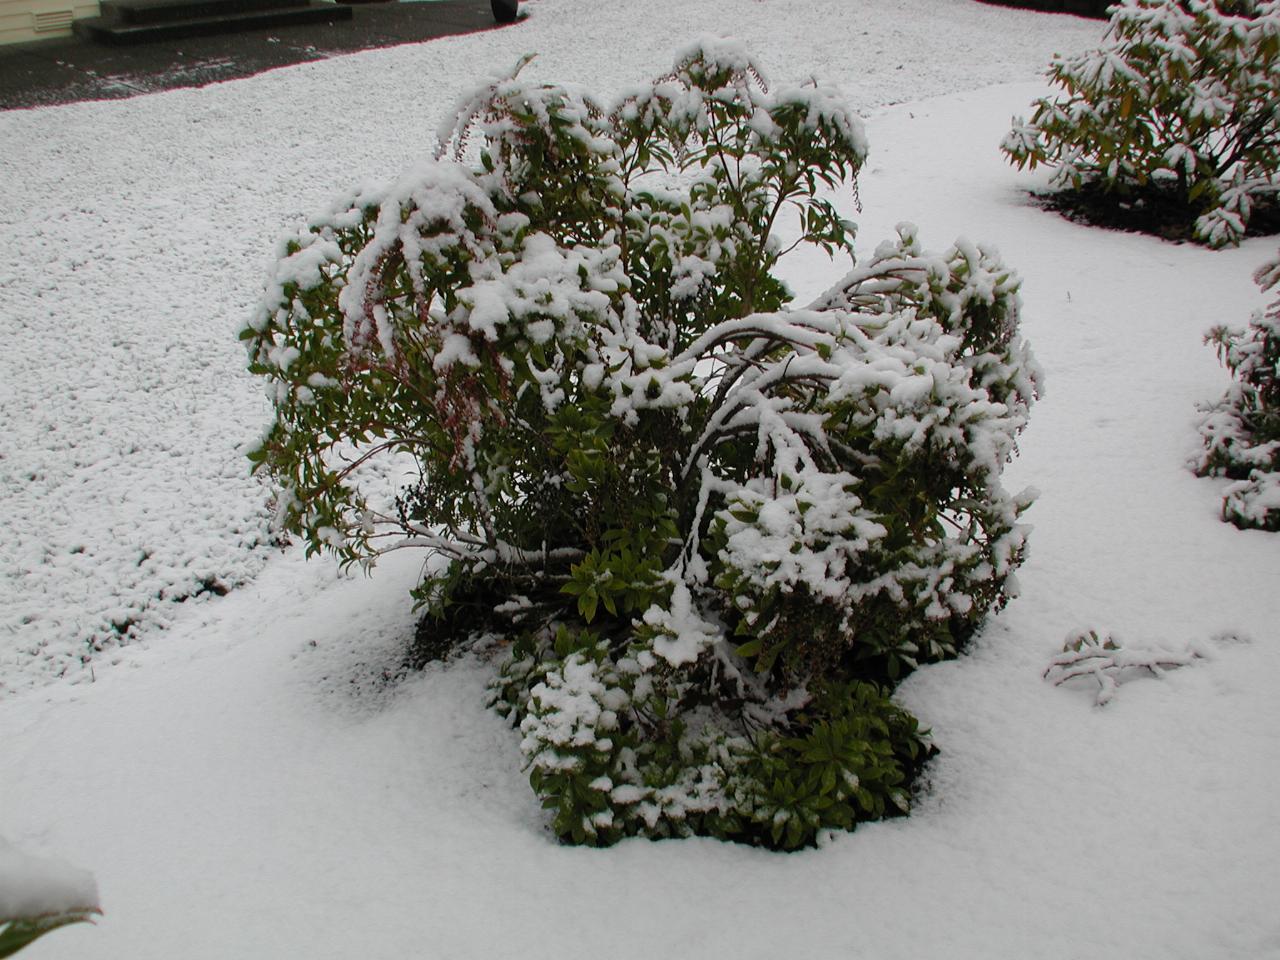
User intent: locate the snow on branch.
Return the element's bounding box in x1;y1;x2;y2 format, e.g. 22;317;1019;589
1044;628;1229;706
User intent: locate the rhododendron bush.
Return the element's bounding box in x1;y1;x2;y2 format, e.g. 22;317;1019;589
1003;0;1280;247
1195;251;1280;530
243;43;1040;848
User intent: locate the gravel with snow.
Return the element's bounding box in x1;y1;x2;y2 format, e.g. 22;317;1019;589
0;0;1103;690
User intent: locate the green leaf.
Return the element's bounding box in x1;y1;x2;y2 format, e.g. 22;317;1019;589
0;912;98;960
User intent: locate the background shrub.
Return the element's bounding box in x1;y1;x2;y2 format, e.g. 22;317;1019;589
244;42;1040;848
1195;252;1280;530
1002;0;1280;247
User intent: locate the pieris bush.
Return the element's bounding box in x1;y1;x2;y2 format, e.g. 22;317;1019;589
244;43;1041;848
1002;0;1280;247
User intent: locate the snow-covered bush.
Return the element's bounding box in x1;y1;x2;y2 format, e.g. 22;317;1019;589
1002;0;1280;247
244;43;1040;848
1194;252;1280;529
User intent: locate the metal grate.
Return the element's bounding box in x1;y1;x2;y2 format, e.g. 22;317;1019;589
33;9;75;31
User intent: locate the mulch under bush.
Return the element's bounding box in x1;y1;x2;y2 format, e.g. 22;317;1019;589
1034;182;1280;244
977;0;1111;19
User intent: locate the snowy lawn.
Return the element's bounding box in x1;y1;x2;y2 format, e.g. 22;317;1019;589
2;1;1278;957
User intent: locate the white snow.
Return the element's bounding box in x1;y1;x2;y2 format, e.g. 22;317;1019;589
2;0;1279;958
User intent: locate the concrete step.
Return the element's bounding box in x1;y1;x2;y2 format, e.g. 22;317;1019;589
73;2;352;45
100;0;305;25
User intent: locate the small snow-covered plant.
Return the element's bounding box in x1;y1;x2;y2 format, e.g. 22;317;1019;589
1194;252;1280;529
1045;628;1210;705
244;42;1041;849
0;838;100;958
1002;0;1280;247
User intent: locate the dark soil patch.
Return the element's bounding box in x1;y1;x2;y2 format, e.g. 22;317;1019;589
1032;181;1280;244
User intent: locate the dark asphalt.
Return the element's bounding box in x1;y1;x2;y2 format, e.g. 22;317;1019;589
0;0;515;110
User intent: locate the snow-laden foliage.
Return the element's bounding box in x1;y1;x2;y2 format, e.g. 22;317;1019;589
1194;251;1280;530
243;43;1041;849
1002;0;1280;247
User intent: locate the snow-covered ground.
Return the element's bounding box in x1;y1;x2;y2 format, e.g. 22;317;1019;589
2;1;1278;957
